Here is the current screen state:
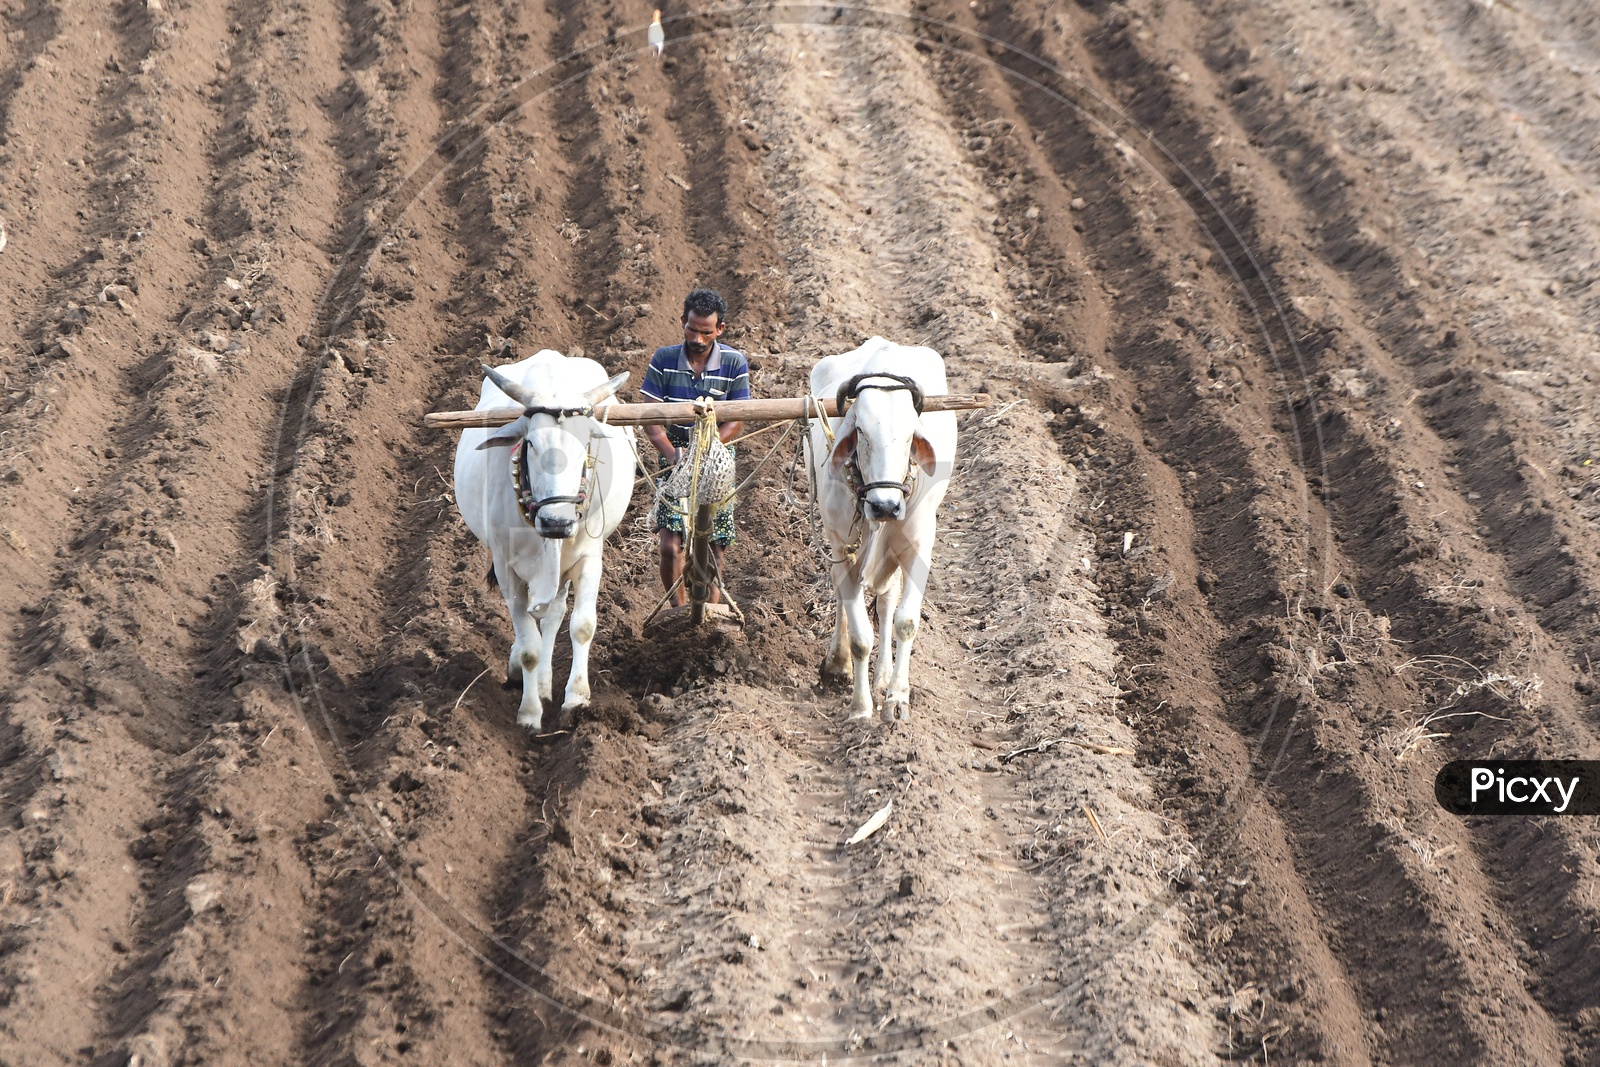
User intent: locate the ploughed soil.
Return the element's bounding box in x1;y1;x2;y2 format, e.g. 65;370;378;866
2;1;1600;1064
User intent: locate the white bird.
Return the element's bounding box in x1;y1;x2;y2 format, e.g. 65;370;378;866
648;9;664;60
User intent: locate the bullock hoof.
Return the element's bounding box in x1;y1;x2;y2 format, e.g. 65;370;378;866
847;707;874;722
552;701;587;731
502;674;522;692
885;697;910;722
820;660;852;689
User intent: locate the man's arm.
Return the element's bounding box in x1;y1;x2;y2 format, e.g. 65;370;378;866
639;351;678;462
717;420;743;445
643;423;678;464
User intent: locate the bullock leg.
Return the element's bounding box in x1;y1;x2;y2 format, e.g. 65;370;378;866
821;557;855;686
562;557;603;713
499;561;531;682
533;583;569;707
883;549;933;721
872;569;903;700
501;568;546;731
840;579;877;720
822;599;852;686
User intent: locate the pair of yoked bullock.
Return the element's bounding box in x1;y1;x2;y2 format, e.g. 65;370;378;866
452;336;957;731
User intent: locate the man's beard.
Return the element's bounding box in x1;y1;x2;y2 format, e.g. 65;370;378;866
687;341;710;356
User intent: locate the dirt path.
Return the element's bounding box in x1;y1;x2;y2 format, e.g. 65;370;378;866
1;1;1598;1064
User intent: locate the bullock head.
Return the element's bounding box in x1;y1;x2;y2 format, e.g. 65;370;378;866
829;373;938;522
476;366;628;539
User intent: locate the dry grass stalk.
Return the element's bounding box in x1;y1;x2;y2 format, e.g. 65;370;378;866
1082;803;1109;847
1378;711;1452;763
844;800;893;846
1000;736;1133;763
453;666;491;713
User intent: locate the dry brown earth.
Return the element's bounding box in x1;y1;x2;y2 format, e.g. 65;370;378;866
1;1;1599;1065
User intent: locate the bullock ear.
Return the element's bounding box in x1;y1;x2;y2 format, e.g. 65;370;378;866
911;430;937;476
475;415;530;449
828;428;858;473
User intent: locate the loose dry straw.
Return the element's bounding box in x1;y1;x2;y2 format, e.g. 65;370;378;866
1082;803;1110;847
1000;736;1134;763
453;666;492;712
844;800;893;846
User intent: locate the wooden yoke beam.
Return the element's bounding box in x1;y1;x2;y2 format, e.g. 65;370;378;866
423;392;992;430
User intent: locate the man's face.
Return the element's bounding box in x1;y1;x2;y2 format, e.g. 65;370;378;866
682;310;724;361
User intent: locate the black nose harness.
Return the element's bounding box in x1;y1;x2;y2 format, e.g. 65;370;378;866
836;373;925;502
510;439;592;529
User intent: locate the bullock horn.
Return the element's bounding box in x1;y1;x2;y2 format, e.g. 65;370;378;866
482;364;539;410
583;371;630;407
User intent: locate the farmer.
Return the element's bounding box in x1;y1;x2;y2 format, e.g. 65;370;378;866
640;288;750;606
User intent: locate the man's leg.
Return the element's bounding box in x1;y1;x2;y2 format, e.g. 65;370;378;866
709;545;725;604
707;503;735;605
654;459;688;607
659;529;686;606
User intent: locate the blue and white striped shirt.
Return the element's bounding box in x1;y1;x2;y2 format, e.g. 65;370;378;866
640;342;752;446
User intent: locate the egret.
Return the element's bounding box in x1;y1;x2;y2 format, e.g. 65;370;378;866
648;9;664;60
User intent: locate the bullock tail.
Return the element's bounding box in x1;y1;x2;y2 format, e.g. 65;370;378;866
486;560;499;591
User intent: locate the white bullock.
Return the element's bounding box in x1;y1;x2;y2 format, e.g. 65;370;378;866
453;350;636;730
805;337;958;720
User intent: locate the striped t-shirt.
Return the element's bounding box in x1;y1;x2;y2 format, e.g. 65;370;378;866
639;342;752;446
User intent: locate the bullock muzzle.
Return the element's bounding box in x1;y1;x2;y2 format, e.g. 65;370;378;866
863;489;907;522
851;457;915;522
535;511;579;539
